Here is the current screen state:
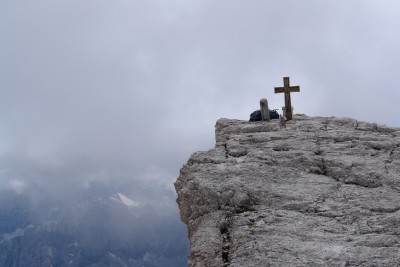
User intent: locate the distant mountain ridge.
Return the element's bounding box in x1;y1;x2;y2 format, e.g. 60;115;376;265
0;187;188;267
175;115;400;266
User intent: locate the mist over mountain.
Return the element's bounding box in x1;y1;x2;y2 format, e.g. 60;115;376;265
0;182;188;267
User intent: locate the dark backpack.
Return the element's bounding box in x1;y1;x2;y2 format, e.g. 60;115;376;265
249;110;262;121
250;109;279;121
269;109;279;119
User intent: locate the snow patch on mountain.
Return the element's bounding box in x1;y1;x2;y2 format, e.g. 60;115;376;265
110;193;139;208
1;224;34;243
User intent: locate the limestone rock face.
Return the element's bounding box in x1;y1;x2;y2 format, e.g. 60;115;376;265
175;115;400;267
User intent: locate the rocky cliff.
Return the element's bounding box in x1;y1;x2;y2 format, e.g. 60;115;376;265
175;114;400;267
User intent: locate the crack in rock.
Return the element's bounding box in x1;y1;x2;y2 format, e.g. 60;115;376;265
220;218;232;267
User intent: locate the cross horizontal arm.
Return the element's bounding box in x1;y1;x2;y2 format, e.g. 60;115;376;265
288;86;300;92
274;86;300;94
274;87;285;94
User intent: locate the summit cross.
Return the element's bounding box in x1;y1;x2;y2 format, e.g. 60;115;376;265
274;77;300;121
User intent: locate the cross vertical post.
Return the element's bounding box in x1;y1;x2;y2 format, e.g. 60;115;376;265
274;77;300;120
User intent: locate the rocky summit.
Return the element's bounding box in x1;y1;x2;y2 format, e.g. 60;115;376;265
175;114;400;267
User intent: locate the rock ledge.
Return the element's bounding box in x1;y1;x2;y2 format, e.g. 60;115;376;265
175;115;400;267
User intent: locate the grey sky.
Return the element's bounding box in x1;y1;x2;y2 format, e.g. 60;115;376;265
1;0;400;200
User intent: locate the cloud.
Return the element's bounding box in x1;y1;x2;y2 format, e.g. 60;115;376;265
9;180;27;194
1;0;399;202
0;179;27;195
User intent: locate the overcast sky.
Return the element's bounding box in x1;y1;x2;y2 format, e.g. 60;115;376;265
1;0;400;203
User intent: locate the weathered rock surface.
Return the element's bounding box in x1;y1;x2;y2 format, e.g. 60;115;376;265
175;115;400;267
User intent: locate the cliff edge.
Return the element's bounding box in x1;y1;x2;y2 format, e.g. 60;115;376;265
175;114;400;267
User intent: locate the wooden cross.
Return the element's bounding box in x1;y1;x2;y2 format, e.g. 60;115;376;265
274;77;300;120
